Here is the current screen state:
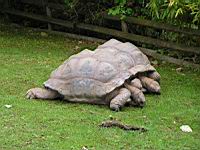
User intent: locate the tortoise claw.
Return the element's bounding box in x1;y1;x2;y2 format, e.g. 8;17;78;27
26;89;37;99
110;105;121;112
147;71;161;82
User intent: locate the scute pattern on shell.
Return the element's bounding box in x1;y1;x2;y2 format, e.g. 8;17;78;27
44;39;155;101
44;49;130;100
96;39;155;74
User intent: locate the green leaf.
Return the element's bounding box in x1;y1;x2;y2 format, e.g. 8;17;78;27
175;8;183;18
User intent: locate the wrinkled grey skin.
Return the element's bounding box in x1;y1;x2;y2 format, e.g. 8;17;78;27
26;39;161;111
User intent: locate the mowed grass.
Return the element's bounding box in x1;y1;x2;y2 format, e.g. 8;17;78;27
0;24;200;150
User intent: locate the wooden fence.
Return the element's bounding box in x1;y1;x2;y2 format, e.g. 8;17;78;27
1;0;200;69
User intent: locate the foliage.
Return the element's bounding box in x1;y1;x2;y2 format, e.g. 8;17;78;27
147;0;200;25
62;0;113;23
107;0;200;26
108;0;133;19
63;0;78;9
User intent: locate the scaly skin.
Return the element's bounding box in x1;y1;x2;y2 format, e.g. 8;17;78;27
139;76;161;94
110;88;131;111
147;71;161;82
124;82;145;107
26;88;61;99
130;78;143;90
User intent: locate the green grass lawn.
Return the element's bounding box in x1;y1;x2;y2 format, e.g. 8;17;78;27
0;24;200;150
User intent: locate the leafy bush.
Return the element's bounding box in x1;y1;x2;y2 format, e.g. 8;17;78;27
108;0;133;19
147;0;200;25
108;0;200;26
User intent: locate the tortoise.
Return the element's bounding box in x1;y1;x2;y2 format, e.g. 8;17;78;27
95;39;161;92
26;39;161;111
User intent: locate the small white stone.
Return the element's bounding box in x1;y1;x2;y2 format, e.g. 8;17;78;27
180;125;192;132
81;146;88;150
176;67;183;72
40;32;48;37
151;60;158;65
4;105;12;109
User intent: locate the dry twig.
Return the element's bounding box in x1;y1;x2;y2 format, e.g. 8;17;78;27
99;120;147;132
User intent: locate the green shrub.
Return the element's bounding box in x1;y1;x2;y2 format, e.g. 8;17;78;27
108;0;200;27
147;0;200;25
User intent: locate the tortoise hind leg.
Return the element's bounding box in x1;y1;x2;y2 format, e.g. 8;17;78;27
26;88;61;100
109;88;131;111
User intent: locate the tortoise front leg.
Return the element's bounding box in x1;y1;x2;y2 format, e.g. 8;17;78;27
26;88;61;100
109;88;131;111
139;76;161;94
124;82;146;107
130;78;143;90
147;71;161;82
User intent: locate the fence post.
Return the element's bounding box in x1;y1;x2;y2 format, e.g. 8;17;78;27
46;5;52;30
121;20;128;33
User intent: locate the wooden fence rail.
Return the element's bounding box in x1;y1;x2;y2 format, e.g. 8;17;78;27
103;14;200;37
76;23;200;54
